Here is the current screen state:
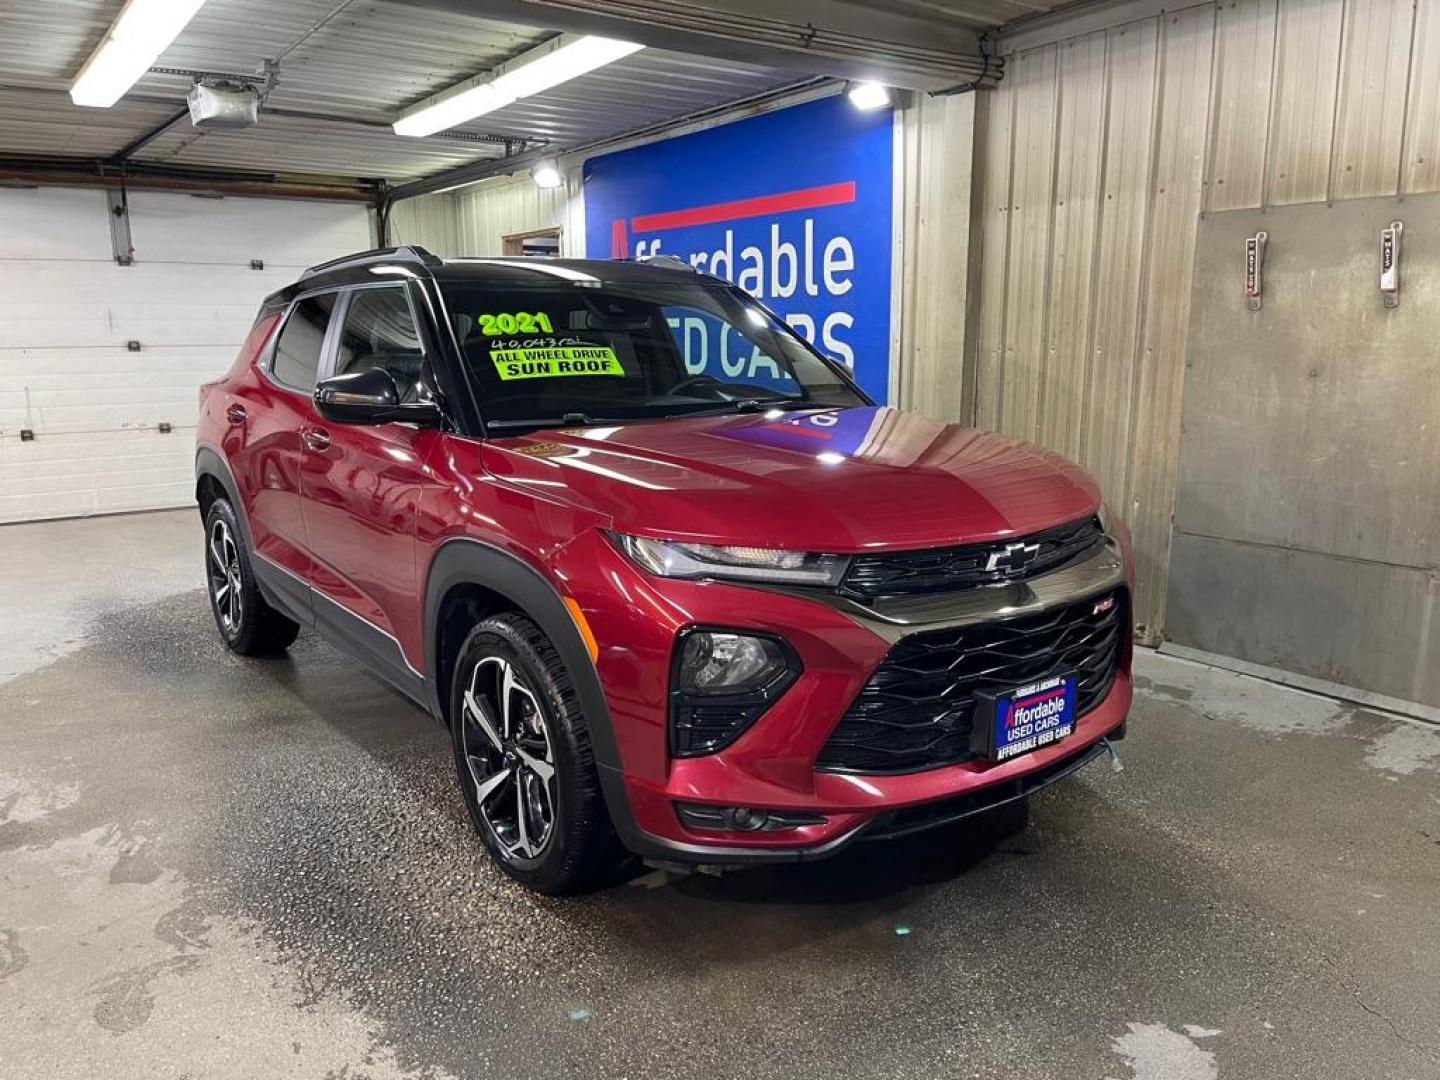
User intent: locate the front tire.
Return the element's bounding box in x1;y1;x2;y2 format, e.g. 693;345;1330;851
203;498;300;656
450;613;623;894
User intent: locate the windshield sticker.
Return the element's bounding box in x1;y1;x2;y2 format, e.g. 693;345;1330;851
491;344;624;381
478;311;555;335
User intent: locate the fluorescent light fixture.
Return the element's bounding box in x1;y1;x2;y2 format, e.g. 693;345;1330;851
395;34;643;137
70;0;208;108
393;83;514;138
847;81;892;111
532;160;564;189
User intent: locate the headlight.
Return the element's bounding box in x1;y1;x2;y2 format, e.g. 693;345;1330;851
678;631;788;694
613;533;847;587
670;629;800;756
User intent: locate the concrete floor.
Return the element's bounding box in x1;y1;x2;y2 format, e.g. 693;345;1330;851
2;509;1438;1080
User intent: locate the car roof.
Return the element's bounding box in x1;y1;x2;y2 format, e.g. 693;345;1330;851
265;248;721;308
431;256;714;287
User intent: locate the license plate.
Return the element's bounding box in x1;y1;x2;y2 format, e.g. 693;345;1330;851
973;673;1077;763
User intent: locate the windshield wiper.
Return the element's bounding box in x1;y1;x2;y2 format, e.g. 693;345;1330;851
668;398;814;419
486;412;626;433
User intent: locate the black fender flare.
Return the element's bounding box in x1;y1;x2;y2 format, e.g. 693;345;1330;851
422;538;640;840
194;445;254;553
422;537;628;792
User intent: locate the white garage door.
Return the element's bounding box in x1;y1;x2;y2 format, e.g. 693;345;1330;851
0;187;372;523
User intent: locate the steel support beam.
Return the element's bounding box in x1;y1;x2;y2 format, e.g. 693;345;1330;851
397;0;994;91
0;158;379;202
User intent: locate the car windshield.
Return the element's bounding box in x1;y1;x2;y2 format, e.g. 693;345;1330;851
440;276;867;431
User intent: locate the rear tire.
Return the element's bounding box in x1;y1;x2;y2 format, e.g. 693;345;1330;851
450;613;625;894
203;498;300;656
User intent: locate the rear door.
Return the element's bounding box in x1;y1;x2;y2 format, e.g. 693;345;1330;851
298;283;437;683
225;291;340;597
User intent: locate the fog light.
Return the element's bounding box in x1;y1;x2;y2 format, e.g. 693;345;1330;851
670;629;801;756
726;807;767;831
676;803;828;833
678;631;786;694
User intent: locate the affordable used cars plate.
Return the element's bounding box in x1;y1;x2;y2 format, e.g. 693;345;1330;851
972;674;1078;763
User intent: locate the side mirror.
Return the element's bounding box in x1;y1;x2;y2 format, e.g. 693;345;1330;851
314;368;442;426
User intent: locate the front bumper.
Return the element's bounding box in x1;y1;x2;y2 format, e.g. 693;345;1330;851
567;527;1135;867
607;670;1130;865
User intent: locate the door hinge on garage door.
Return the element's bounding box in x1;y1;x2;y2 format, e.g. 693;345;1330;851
107;186;134;266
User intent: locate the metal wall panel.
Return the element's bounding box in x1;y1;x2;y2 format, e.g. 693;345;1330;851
1264;0;1343;204
894;92;977;422
453;174;570;253
1039;31;1108;462
973;77;1017;434
1124;5;1215;640
391;172;571;257
999;45;1060;440
1167;532;1440;707
1329;0;1414;199
1175;197;1440;571
388;192;461;257
1081;19;1158;523
974;0;1440;642
1204;0;1277;212
1402;0;1440;193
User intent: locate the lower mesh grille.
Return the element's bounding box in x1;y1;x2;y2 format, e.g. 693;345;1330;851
816;588;1126;774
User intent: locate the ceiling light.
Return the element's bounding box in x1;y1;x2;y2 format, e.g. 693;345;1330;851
393;84;514;138
532;160;564;189
394;34;643;137
71;0;209;108
847;82;891;111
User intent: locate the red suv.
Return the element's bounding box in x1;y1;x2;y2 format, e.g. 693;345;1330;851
196;246;1133;893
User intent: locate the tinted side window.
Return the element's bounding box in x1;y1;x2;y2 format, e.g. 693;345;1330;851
334;288;425;404
271;294;338;390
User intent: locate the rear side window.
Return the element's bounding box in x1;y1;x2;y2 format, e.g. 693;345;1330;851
271;293;338;390
334;288;426;403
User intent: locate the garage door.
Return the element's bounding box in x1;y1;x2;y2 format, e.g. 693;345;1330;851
0;187;372;523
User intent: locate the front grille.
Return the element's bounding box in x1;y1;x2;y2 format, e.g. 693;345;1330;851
840;515;1105;600
816;588;1126;774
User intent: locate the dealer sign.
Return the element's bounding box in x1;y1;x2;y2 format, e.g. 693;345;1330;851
582;95;896;402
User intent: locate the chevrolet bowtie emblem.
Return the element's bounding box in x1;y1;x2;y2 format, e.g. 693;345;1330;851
985;541;1042;573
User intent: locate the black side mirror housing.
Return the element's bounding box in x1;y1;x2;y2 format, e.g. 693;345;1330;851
314;368;442;426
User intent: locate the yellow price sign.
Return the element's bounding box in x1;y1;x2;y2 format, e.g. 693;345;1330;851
491;345;624;381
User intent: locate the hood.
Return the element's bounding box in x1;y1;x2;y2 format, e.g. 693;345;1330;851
479;406;1100;553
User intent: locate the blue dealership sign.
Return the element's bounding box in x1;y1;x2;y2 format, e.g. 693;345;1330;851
582;95;895;401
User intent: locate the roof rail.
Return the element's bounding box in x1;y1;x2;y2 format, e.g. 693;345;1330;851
299;245;442;281
632;253;697;273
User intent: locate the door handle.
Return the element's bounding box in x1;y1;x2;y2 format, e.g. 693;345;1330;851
302;427;331;452
225;403;247;425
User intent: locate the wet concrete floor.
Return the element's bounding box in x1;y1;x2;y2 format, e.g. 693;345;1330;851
2;509;1438;1079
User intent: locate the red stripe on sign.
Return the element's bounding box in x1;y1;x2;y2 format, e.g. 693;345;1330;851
630;181;857;233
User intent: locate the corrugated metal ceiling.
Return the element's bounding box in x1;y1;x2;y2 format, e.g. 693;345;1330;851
0;0;821;182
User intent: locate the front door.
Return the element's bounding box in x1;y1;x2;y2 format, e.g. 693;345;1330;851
299;284;437;681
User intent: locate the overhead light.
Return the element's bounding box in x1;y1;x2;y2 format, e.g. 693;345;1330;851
393;84;513;139
847;82;892;111
394;34;643;137
532;160;564;189
71;0;209;108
